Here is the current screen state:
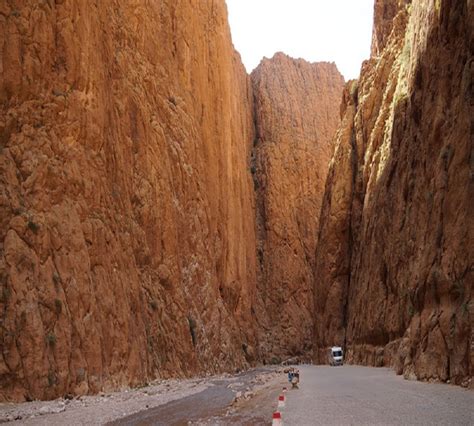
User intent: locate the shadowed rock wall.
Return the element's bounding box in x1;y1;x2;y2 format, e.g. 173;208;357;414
314;0;473;386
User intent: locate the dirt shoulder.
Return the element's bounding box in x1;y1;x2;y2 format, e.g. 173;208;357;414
191;369;289;425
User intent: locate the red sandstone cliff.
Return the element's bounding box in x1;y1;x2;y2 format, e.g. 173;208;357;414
314;0;473;386
0;0;258;401
251;53;344;362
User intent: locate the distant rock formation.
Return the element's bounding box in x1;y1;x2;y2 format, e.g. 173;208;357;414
314;0;472;386
251;53;344;362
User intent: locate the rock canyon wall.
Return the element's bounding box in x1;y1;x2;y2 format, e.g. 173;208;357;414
314;0;473;386
0;0;258;401
251;54;344;361
1;0;471;402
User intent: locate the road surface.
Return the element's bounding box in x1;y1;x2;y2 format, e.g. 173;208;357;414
7;365;471;424
114;365;473;425
280;365;473;425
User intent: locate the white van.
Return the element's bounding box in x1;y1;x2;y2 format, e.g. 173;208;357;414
329;346;343;366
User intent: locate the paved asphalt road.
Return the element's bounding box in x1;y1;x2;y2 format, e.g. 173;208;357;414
281;365;473;425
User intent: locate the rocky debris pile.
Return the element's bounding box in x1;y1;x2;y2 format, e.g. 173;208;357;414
228;370;279;405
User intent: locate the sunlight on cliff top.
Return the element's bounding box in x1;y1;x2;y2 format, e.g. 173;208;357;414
226;0;374;80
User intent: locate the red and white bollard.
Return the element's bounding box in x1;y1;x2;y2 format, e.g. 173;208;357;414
272;411;283;426
278;394;286;408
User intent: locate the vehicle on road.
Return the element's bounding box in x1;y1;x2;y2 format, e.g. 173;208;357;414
329;346;343;366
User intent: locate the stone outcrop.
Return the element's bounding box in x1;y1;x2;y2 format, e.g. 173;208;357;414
314;0;473;386
0;0;258;401
251;53;344;361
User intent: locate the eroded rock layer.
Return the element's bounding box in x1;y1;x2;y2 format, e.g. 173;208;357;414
314;0;473;386
0;0;258;401
251;53;344;361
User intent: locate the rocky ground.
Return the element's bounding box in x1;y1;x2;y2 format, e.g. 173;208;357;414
0;377;208;425
0;367;281;425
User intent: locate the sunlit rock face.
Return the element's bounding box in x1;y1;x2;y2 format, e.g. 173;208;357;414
251;53;344;362
0;0;258;401
314;0;472;386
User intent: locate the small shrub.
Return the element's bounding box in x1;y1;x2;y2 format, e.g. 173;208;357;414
452;280;465;299
10;9;20;17
168;96;177;106
441;144;453;167
54;299;62;315
48;371;56;387
27;220;40;233
188;317;197;347
53;272;61;289
436;228;443;249
147;336;154;348
270;356;281;365
425;190;434;204
76;367;85;381
350;80;359;100
150;300;158;311
408;304;415;317
1;286;11;303
46;332;56;347
430;269;441;282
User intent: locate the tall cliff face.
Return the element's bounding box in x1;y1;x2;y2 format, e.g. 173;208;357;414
251;53;344;361
0;0;258;401
314;0;473;386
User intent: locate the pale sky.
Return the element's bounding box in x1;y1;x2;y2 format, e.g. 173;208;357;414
226;0;375;81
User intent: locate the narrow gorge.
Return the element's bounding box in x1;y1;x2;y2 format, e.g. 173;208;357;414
0;0;472;402
252;53;344;362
